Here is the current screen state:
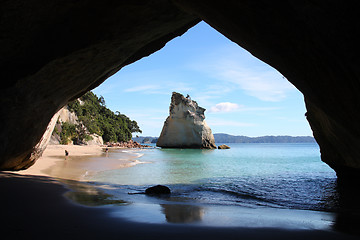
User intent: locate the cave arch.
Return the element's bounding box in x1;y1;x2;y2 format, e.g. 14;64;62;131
94;20;310;139
1;1;360;181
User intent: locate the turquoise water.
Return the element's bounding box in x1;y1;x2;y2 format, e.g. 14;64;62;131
77;143;343;229
93;143;333;186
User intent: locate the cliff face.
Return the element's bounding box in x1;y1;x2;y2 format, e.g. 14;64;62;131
0;1;199;170
157;92;216;149
50;106;104;146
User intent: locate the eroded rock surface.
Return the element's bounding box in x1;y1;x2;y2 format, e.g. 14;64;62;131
0;1;199;170
157;92;216;149
218;144;230;149
174;1;360;181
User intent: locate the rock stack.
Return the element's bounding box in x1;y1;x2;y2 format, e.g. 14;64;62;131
157;92;216;149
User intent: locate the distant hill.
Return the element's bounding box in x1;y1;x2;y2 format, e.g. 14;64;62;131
133;136;158;144
213;133;316;143
133;134;315;144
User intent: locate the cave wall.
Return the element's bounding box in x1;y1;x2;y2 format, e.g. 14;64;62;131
174;0;360;181
0;0;200;170
1;0;360;180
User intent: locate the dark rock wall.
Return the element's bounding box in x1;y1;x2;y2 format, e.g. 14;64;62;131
2;0;360;180
0;0;200;170
175;0;360;180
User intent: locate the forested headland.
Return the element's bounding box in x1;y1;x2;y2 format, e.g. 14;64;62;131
53;91;142;145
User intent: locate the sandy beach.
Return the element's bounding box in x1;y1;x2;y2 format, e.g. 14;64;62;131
17;144;143;180
17;145;104;176
1;145;359;240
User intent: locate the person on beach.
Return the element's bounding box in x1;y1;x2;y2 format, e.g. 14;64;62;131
65;150;69;159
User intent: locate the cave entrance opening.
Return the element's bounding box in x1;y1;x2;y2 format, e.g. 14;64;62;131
83;19;335;227
93;21;312;140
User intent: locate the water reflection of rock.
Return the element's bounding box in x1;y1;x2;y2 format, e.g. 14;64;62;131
61;180;128;206
161;204;204;223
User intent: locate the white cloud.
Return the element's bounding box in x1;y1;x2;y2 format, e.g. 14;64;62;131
209;102;241;113
218;65;293;102
189;47;297;102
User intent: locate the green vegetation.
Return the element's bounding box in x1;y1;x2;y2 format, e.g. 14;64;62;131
58;121;93;145
59;91;141;144
59;122;77;145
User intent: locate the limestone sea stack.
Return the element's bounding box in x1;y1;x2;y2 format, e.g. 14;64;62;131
157;92;216;149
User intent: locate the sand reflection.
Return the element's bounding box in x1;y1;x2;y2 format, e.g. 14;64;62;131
161;204;205;223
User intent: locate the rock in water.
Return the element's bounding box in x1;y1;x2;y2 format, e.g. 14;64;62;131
218;144;230;149
157;92;216;149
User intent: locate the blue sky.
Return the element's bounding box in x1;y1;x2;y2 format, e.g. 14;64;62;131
93;21;312;137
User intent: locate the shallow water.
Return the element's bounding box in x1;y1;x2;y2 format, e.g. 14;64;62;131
57;143;355;230
91;144;338;210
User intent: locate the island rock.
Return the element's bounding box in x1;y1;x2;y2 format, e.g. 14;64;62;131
218;144;230;149
157;92;216;149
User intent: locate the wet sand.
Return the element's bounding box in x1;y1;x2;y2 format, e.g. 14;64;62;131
1;172;358;240
17;145;104;177
17;145;143;180
2;145;359;240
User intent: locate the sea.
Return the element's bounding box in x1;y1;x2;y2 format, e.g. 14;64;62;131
64;143;351;231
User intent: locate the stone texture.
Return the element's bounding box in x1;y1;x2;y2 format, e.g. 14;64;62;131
218;144;230;149
23;108;63;169
1;1;360;181
85;134;104;146
58;107;78;125
105;140;148;148
0;0;200;170
156;92;216;149
174;0;360;181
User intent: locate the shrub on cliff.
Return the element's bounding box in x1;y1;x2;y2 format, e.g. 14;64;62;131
59;122;77;145
67;91;142;143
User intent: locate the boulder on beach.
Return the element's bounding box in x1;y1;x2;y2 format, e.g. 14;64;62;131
156;92;216;149
145;185;171;195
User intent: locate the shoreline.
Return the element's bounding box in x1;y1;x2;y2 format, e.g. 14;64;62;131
1;172;358;240
15;144;105;178
15;144;147;180
2;144;359;239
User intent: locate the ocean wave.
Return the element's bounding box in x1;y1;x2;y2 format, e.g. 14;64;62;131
129;159;150;165
119;150;144;158
133;153;144;158
189;176;338;211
